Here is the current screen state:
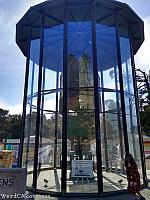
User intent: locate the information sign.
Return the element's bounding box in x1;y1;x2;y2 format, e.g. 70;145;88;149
72;160;93;178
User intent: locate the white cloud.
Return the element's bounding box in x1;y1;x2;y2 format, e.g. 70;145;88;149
44;98;57;111
0;1;34;43
0;99;22;115
135;16;150;73
30;0;47;6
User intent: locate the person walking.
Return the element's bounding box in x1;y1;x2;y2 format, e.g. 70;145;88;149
125;153;146;200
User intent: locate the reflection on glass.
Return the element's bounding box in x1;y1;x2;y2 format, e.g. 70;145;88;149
23;39;40;187
119;35;143;183
96;24;119;90
36;23;63;192
66;7;98;192
120;37;134;94
96;22;126;192
36;112;62;192
67;111;97;193
124;93;136;116
21;2;144;194
23;22;64;191
43;25;63;90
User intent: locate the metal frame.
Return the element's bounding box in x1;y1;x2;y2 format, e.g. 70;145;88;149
91;0;103;194
115;16;129;154
25;61;35;169
100;70;109;173
33;15;45;189
18;27;32;167
61;1;68;195
128;24;147;185
18;0;145;197
114;47;124;163
54;61;59;169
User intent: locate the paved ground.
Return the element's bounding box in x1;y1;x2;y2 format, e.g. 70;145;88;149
26;185;150;200
140;186;150;200
28;192;150;200
26;170;150;200
34;194;143;200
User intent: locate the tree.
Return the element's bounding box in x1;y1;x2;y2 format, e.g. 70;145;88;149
136;69;150;108
6;114;22;139
42;113;62;139
0;108;9;141
68;109;95;159
136;69;150;136
0;108;22;140
109;67;150;137
140;105;150;136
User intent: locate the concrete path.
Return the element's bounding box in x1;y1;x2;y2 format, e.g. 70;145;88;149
27;182;150;200
31;190;150;200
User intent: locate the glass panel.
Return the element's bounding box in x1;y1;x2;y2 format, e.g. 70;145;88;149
36;111;62;192
23;39;40;187
43;25;63;90
119;27;144;183
96;24;119;90
66;6;97;193
28;40;40;94
124;93;136;116
101;111;127;191
126;114;134;153
119;25;144;183
104;92;120;113
126;112;143;184
35;17;63;192
43;93;56;112
132;117;143;183
100;110;127;192
67;111;97;193
95;19;127;191
120;37;134;94
67;89;95;111
126;113;142;179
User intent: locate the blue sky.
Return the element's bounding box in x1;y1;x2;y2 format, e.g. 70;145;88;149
0;0;150;114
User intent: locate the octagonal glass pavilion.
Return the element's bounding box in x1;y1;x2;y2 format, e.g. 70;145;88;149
16;0;146;196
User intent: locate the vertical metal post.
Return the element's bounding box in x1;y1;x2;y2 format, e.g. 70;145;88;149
25;61;35;168
115;17;129;154
61;1;68;195
124;49;136;158
33;16;44;189
128;24;147;184
114;62;124;163
101;71;109;172
18;27;32;168
91;0;103;194
38;64;46;173
54;68;59;168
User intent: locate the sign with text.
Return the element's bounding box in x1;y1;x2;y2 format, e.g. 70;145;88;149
0;168;27;197
72;160;93;178
145;150;150;159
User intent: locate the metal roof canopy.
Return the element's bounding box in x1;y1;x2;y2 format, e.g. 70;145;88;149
16;0;144;58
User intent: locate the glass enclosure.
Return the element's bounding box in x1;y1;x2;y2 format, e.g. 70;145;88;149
16;0;145;196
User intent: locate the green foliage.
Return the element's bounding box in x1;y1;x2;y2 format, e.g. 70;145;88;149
42;114;62;138
0;108;9;140
140;105;150;136
0;108;22;140
67;109;94;139
24;112;63;139
6;114;22;139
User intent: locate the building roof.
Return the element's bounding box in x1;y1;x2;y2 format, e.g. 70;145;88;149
16;0;144;57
